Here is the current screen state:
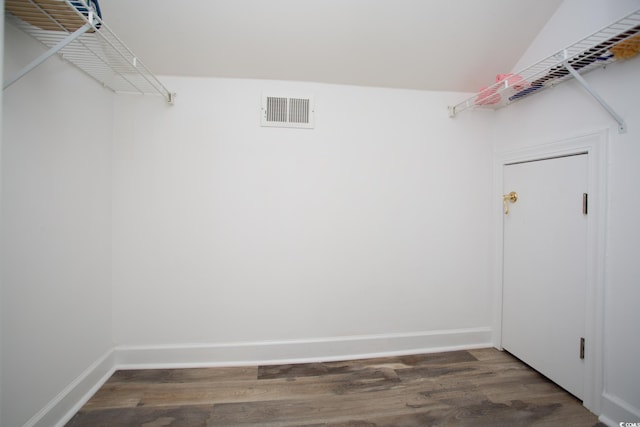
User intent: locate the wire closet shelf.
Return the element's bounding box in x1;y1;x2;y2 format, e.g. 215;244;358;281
5;0;174;103
449;9;640;118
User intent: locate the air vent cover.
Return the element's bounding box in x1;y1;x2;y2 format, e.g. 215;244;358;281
261;95;315;129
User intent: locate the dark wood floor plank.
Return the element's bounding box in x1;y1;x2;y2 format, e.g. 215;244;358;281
108;366;258;384
66;348;604;427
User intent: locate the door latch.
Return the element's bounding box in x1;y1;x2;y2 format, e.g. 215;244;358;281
503;191;518;215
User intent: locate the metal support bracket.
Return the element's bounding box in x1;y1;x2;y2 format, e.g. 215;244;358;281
563;60;627;134
3;22;93;90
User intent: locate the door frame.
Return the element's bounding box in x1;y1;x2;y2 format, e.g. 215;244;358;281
492;129;608;414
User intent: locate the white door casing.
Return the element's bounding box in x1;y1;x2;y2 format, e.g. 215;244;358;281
492;130;607;414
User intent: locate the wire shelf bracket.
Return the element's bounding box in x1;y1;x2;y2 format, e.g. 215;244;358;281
562;55;626;134
448;9;640;134
4;20;92;90
4;0;175;104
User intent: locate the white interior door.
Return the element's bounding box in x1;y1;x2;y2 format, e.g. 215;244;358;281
502;153;588;400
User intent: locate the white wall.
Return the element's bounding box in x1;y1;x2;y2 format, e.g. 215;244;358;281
0;3;5;426
112;77;494;359
495;0;640;424
1;20;113;427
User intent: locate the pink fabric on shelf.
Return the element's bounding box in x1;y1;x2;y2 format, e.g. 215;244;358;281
475;86;501;105
496;73;527;91
475;73;528;106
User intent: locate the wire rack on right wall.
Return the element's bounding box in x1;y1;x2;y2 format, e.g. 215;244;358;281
449;9;640;119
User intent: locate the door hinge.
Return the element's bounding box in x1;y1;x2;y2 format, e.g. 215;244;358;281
582;193;588;215
580;337;585;359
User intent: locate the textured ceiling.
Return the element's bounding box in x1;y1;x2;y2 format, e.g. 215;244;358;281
102;0;563;92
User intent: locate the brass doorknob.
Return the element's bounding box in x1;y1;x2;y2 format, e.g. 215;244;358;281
503;191;518;214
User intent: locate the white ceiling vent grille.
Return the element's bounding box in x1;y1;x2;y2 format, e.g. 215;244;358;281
261;95;315;129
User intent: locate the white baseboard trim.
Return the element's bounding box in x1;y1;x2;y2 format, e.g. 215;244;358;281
599;391;640;427
23;348;116;427
114;327;493;369
28;327;492;426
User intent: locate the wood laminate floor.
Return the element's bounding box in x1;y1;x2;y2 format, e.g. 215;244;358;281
66;348;604;427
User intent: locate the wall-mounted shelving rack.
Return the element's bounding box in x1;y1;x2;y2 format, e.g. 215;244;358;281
4;0;175;103
448;9;640;133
